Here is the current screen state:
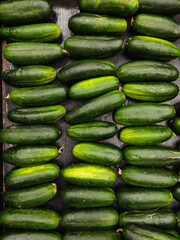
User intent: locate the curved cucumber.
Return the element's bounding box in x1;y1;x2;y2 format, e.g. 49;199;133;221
172;183;180;202
171;117;180;135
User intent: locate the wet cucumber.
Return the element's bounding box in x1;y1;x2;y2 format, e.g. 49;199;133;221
171;117;180;134
172;183;180;202
73;142;123;166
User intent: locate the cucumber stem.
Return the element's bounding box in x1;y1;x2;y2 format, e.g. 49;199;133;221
173;132;176;137
118;86;123;92
63;49;70;56
58;145;64;154
117;228;123;232
131;17;134;26
118;169;122;175
5;94;10;99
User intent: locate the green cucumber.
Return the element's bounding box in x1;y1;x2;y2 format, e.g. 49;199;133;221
0;125;61;145
171;117;180;135
65;90;126;124
73;142;123;166
60;163;116;187
61;208;119;230
117;187;173;210
122;82;179;102
5;163;60;189
58;59;115;85
68;76;119;99
8;105;66;124
8;84;68;106
69;13;127;35
0;208;60;230
125;36;180;60
117;60;179;83
64;35;124;59
61;186;115;208
0;0;52;26
67;121;118;141
3;183;57;208
172;184;180;202
164;230;180;239
4;42;63;66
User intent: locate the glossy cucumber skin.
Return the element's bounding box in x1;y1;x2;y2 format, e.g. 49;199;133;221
117;60;179;83
117;187;173;210
0;208;60;230
171;117;180;135
125;36;180;61
58;59;115;85
9;84;68;106
8;105;66;124
61;186;115;208
4;42;63;66
73;142;123;166
65;90;126;124
120;126;173;145
0;125;61;145
5;163;60;189
64;35;124;59
60;163;116;187
172;183;180;202
123;82;179;102
67;121;118;141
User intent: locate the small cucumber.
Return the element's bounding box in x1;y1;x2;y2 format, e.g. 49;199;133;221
171;117;180;135
172;183;180;202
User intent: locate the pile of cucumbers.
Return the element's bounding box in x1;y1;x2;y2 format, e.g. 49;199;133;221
0;0;180;239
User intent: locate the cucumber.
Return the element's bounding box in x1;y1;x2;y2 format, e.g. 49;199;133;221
114;103;175;126
171;117;180;134
117;60;179;83
73;142;123;166
61;186;115;208
58;59;116;85
67;121;118;141
0;125;61;145
61;208;119;230
0;208;60;230
5;163;60;189
165;230;180;239
69;13;127;35
4;42;63;66
65;90;126;124
64;35;124;59
78;0;139;17
68;76;119;100
176;210;180;227
3;183;57;208
60;163;116;187
123;82;179;102
8;105;66;124
2;145;59;167
172;183;180;202
8;84;68;106
117;187;173;210
120;126;173;145
0;0;52;26
125;36;180;60
119;166;179;188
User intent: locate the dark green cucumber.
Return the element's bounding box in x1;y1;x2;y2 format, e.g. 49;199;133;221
117;187;173;210
125;36;180;60
73;142;123;166
61;208;119;230
78;0;139;17
120;166;179;188
172;183;180;202
124;146;180;167
3;183;57;208
61;186;115;208
2;65;56;87
5;163;60;189
65;90;126;124
0;0;52;26
0;208;60;230
68;76;119;99
0;125;61;145
69;13;127;35
58;59;116;85
64;35;124;59
60;163;116;187
123;82;179;102
114;103;175;126
67;121;118;141
8;105;66;124
117;60;179;83
4;42;63;66
8;84;68;106
171;117;180;135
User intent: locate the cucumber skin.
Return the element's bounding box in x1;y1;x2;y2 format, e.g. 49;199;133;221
67;121;118;141
73;142;123;166
5;163;60;189
171;117;180;135
65;90;126;124
172;184;180;202
165;230;180;239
